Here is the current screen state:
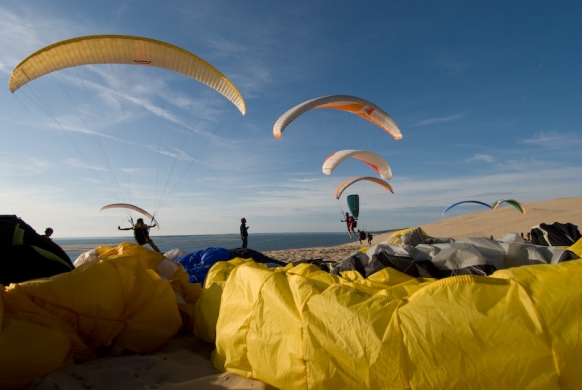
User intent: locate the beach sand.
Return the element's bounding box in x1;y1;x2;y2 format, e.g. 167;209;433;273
26;197;581;389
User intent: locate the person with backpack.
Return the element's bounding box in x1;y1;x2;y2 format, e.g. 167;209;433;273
118;218;161;252
358;229;366;244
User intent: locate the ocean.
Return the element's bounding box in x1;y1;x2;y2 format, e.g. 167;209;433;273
56;232;364;261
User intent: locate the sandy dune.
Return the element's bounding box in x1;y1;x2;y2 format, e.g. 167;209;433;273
264;197;581;263
421;197;581;241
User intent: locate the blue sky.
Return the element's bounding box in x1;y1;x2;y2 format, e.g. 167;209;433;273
0;1;580;238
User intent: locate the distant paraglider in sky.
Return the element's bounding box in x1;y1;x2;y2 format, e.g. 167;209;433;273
322;150;393;180
442;200;493;216
492;199;526;214
272;95;402;140
334;176;394;200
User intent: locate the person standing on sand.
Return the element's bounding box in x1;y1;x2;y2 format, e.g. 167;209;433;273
240;218;249;248
358;229;366;244
41;228;53;240
341;212;357;239
367;231;373;245
118;218;161;252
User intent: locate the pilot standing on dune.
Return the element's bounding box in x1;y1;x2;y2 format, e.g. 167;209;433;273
240;218;249;248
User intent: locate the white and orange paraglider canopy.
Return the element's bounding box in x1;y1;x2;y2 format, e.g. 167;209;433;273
273;95;401;140
323;150;393;180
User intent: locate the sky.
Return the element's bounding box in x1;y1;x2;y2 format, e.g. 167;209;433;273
0;1;581;238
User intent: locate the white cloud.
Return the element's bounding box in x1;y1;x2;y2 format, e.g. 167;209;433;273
410;113;465;127
521;131;581;149
0;154;52;177
0;6;81;74
63;158;107;171
466;154;494;163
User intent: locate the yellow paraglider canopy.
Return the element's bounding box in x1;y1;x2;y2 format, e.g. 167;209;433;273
8;34;246;115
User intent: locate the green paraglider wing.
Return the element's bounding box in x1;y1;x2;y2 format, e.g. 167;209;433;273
492;199;526;214
346;194;359;219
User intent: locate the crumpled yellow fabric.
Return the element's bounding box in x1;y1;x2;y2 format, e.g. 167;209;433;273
0;242;201;390
200;258;582;389
383;226;428;245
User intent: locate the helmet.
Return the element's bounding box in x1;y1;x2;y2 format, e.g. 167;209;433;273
45;228;53;234
137;218;144;223
241;218;246;222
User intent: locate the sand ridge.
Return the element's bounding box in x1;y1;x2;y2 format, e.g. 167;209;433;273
263;198;581;263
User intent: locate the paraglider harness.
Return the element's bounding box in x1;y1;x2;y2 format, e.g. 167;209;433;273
348;216;357;229
129;217;152;245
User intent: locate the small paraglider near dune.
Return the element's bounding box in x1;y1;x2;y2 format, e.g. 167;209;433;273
272;95;402;140
322;150;393;180
492;199;526;214
442;200;494;216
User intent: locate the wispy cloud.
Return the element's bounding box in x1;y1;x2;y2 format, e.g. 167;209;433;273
466;154;494;163
63;158;107;171
437;57;470;75
521;131;581;149
409;113;465;127
0;6;81;75
0;154;52;177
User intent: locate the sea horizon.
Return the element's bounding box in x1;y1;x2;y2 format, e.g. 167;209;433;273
57;230;399;261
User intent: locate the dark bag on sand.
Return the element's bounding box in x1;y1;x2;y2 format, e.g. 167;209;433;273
530;222;581;246
0;215;74;285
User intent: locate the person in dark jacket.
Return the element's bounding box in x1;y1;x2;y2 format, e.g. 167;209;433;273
40;228;54;240
240;218;249;248
118;218;160;252
358;229;366;244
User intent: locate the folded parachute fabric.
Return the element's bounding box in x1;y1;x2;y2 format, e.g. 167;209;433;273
530;222;582;246
0;242;200;390
341;227;579;278
200;258;582;389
